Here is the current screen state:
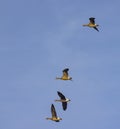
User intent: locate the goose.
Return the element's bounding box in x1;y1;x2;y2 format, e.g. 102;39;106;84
56;68;72;80
83;17;99;31
46;104;62;122
55;91;70;111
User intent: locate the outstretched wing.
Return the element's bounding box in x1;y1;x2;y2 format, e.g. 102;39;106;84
93;27;99;32
51;104;57;118
62;102;67;111
62;68;69;77
57;91;67;110
57;91;66;100
89;17;95;24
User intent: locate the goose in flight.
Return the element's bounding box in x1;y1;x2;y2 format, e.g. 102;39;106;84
46;104;62;122
56;68;72;80
83;17;99;31
55;91;70;111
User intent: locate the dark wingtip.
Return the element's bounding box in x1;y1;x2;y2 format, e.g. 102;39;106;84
55;120;60;122
89;17;95;19
57;91;60;94
63;108;66;111
51;104;54;107
63;68;69;71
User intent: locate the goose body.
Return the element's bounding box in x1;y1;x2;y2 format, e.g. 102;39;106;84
56;68;72;81
46;104;62;122
55;91;70;111
83;17;99;31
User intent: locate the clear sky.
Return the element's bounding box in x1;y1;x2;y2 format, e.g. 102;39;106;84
0;0;120;129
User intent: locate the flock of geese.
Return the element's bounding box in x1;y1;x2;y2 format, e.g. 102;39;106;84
46;17;99;122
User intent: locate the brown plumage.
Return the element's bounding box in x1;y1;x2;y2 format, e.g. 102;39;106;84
83;17;99;31
55;91;71;111
46;104;62;122
56;68;72;80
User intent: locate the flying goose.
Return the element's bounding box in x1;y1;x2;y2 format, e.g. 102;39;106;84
83;17;99;31
46;104;62;122
56;68;72;80
55;91;70;111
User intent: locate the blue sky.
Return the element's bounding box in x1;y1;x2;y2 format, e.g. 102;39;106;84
0;0;120;129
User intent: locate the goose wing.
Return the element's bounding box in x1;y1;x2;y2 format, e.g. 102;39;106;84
62;102;67;111
51;104;57;118
93;27;99;32
62;68;69;77
89;17;95;24
57;91;67;110
57;91;66;100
